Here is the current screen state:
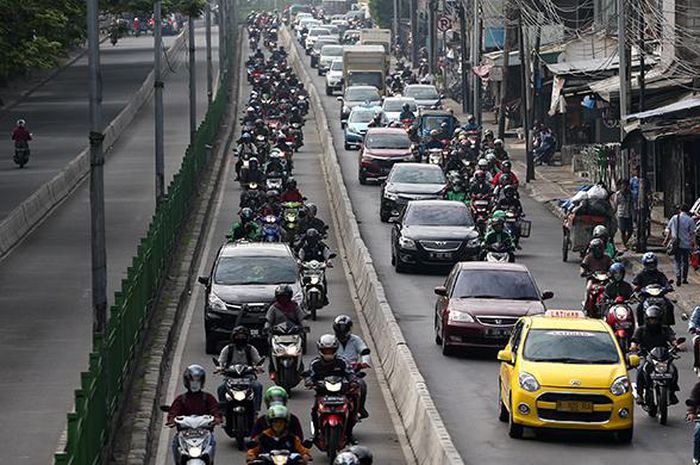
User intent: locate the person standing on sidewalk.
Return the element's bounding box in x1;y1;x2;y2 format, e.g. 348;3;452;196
686;379;700;465
665;204;696;287
612;179;634;248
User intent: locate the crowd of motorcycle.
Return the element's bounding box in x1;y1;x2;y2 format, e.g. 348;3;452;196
163;13;376;465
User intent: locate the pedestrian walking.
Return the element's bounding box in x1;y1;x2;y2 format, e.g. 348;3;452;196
686;379;700;465
612;179;634;248
665;204;696;286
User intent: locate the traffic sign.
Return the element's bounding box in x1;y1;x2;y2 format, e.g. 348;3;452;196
437;16;452;32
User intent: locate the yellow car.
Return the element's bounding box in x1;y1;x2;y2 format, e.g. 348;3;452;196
497;310;640;442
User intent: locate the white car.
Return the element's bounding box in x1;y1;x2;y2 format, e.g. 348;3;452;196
382;97;418;123
305;27;332;53
318;44;344;75
296;18;321;41
403;84;443;109
293;12;313;27
325;59;344;95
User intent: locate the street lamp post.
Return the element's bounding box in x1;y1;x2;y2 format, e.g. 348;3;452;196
154;0;165;202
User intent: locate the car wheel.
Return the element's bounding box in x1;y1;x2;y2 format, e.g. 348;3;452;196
440;329;453;356
325;85;332;96
205;332;218;355
380;208;390;223
498;381;509;422
434;314;442;345
395;255;409;273
508;397;524;439
344;142;351;150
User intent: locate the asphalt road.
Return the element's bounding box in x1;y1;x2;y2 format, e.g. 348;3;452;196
155;43;407;465
0;33;183;222
0;25;218;465
291;37;696;464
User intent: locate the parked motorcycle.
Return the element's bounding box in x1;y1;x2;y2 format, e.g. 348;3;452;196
636;338;685;425
269;321;309;392
160;407;216;465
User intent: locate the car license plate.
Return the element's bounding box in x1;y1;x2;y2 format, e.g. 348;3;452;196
484;328;510;338
651;372;673;380
430;252;453;260
557;401;593;413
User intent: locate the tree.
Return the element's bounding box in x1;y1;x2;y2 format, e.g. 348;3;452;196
368;0;392;28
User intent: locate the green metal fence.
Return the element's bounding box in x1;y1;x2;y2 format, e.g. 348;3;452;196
53;78;228;465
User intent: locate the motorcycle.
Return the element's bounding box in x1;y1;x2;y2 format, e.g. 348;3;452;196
239;153;263;187
160;408;216;465
504;210;526;248
604;296;636;354
269;321;309;392
212;359;263;450
636;284;676;327
426;148;443;166
261;215;284;242
636;338;685;425
288;123;304;151
281;201;303;242
300;259;331;320
469;194;491;234
483;242;514;263
249;450;305;465
110;29;119;46
583;271;609;318
13;140;30;168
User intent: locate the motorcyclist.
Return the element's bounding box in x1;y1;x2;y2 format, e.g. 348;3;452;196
265;284;306;329
228;207;262;241
468;170;492;197
493;139;509;161
333;315;371;419
298;203;327;236
166;365;222;463
474;158;493;183
425;129;444;150
260;190;282;217
254;118;269;139
11;119;31;146
630;306;681;405
603;262;634;302
407;125;421;144
368;112;385;128
632;252;670;289
494;185;522;216
298;228;332;262
398;103;415;121
215;326;264;415
306;334;359;442
482;129;495;150
491;160;519;188
280;178;304;203
273;134;291;153
580;238;613;277
246;405;311;464
250;386;304;439
592;224;617;259
265;153;287;177
242;106;258;125
253;48;264;60
446;178;468;203
480;212;515;260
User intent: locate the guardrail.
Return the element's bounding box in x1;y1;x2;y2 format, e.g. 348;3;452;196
52;67;228;465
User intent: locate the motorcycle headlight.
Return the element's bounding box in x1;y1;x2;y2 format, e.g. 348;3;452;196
384;191;399;201
189;447;202;458
653;360;668;373
272;454;288;465
448;310;474;323
518;372;540;392
325;381;342;392
286;344;301;356
233;390;247;401
398;237;417;250
207;293;227;312
610;376;630;396
310;275;320;285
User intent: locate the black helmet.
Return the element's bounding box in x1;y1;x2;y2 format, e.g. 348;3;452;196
266;189;280;199
255;118;265;126
241;132;252;142
275;284;294;301
286;178;297;189
644;305;663;327
346;446;373;465
333;314;353;341
589;238;604;258
503;185;516;199
317;334;339;361
306;203;318;217
333;452;360;465
183;364;206;392
501;160;512;171
231;325;250;344
306;228;320;244
402;103;410;111
240;207;255;222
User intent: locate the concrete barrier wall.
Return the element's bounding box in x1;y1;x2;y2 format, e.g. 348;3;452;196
280;27;465;465
0;30;189;258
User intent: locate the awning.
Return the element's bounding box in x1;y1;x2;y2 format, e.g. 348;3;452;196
589;66;693;102
624;118;700;142
625;96;700;121
546;55;654;76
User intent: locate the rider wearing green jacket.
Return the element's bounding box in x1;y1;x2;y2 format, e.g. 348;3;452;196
228;207;262;241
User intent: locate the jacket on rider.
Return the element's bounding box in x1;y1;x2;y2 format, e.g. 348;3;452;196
265;301;306;328
604;280;634;301
167;391;222;425
229;220;262;241
250;413;304;440
246;428;310;462
12;126;31;143
632;269;670;289
482;229;514;250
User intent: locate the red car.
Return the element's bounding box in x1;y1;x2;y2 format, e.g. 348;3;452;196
433;262;554;355
358;128;417;184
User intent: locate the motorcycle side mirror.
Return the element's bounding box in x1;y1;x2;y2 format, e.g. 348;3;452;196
677;337;687;345
159;404;170;412
434;285;447;296
541;290;554;300
302;439;314;448
212;356;220;366
328;253;337;259
360;347;371;356
198;276;210;286
687;399;697;408
336;96;343;102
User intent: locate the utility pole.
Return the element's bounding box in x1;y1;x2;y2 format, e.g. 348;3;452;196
87;0;107;335
218;0;225;79
154;1;165;202
617;0;631;141
428;0;438;74
518;11;534;182
188;16;197;147
410;0;418;65
497;3;514;140
206;1;213;106
393;0;399;52
471;0;482;124
458;3;469;114
531;23;542;125
636;2;648;252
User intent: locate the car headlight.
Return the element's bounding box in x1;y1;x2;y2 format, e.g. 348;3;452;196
466;237;481;248
398;237;416;250
448;310;474;323
518;372;540;392
384;191;399;201
207;293;227;312
610;376;630;396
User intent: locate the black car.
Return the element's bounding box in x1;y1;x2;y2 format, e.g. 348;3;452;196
198;242;303;354
380;163;446;222
391;200;481;272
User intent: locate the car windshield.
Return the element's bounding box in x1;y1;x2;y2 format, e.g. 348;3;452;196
366;133;410;149
523;329;620;364
214;256;298;285
314;39;337;50
390;167;444;184
309;28;330;36
346;88;380;101
452;270;539;300
349;110;375;123
330;60;344;71
384;100;417;112
404;204;473;226
322;46;344;56
406;87;439;99
422;116;451;132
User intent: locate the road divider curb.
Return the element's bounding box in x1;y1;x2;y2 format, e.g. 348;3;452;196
281;27;465;465
0;29;188;260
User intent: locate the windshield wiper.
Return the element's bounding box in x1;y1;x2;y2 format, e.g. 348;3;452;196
586;358;618;364
509;296;538;301
458;294;502;299
530;357;589;364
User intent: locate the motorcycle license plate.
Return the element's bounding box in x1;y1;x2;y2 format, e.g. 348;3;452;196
250;329;260;337
430;252;453;260
484;328;510;338
651;373;673;380
557;401;593;413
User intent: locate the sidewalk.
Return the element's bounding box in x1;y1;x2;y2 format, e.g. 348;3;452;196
443;98;698;313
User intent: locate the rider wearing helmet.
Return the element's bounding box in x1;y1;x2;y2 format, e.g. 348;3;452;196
334;452;360;465
254;118;269;138
632;252;670;289
297;228;333;262
592;224;617;259
493;138;508;161
481;211;515;260
469;169;492;197
250;386;304;440
265;284;306;329
630;306;680;405
228;207;262;241
492;160;519;188
345;446;373;465
334;315;371;419
474;158;493;183
482;128;495;150
298;202;327;237
216;326;264;414
166;365;222;461
399;102;415;121
280;177;304;203
462;114;479;132
425;129;444;150
368;111;385;128
494;185;522;216
580;238;613;276
603;262;634;301
12;119;31;145
246;405;311;463
243;106;257;125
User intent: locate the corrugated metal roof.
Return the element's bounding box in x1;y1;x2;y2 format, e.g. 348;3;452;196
626;96;700;121
590;66;692;101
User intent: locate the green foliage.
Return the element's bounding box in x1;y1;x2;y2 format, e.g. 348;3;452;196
368;0;393;28
0;0;86;82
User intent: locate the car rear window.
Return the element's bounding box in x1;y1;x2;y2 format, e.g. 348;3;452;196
321;45;344;56
349;110;375;123
214;256;297;285
452;270;539;300
365;133;410;149
346;87;380;101
384;100;417;112
523;329;619;364
330;60;344;71
309;28;330;36
406;86;439;100
404;203;472;226
390;167;444;184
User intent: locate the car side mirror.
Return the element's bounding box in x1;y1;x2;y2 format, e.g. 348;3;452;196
434;285;447;296
212;356;220;366
626;354;640;368
198;276;210;286
328;253;337;259
497;349;514;364
541;290;554;300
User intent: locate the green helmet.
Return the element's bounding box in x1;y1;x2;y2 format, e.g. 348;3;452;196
492;210;506;220
264;386;289;407
266;404;290;423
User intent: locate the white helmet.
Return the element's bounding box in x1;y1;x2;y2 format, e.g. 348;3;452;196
16;119;26;127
